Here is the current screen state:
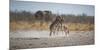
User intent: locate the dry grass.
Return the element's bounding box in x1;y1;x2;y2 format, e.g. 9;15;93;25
64;23;94;31
10;21;94;31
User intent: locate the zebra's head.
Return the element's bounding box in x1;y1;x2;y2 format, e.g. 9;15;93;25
56;15;64;23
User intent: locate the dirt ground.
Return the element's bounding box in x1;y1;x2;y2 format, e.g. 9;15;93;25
10;30;94;50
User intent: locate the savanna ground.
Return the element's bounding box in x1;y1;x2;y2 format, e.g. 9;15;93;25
10;10;94;50
10;22;94;50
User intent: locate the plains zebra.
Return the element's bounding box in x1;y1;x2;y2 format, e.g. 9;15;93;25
49;16;64;36
63;26;69;36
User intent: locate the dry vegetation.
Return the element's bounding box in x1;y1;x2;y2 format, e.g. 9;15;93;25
10;10;94;31
10;21;94;31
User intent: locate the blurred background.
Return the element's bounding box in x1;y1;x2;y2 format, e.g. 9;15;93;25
10;0;94;31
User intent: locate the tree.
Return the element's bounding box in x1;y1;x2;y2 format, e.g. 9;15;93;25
34;10;44;20
44;10;52;22
34;10;45;27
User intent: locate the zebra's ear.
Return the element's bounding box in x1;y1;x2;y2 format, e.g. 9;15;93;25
61;16;64;20
61;16;64;18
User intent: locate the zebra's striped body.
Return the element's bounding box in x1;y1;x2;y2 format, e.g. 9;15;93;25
49;16;64;36
49;16;69;36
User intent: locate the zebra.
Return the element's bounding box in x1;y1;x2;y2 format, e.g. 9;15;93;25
53;24;69;36
49;16;64;36
63;26;69;36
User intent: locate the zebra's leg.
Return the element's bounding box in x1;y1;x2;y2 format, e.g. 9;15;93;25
68;29;69;34
56;26;59;35
50;30;56;36
65;29;69;36
64;31;67;36
61;24;64;34
54;26;58;35
53;30;56;35
50;30;52;36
